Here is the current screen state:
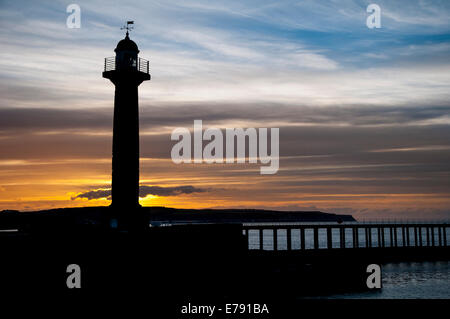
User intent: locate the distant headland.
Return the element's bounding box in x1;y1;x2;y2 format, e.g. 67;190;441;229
0;206;355;230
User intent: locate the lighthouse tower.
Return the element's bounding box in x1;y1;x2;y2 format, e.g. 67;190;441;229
103;22;150;216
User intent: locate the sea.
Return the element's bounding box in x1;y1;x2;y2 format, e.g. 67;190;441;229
326;261;450;299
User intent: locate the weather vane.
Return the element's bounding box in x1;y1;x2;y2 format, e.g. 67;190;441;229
121;21;134;36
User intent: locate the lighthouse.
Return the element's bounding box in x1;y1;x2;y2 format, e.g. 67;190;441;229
103;22;150;217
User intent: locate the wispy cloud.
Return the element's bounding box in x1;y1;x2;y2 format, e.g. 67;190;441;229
72;185;207;200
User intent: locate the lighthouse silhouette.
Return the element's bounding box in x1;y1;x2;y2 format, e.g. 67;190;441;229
103;22;150;224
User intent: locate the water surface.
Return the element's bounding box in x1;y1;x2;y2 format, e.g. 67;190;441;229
322;261;450;299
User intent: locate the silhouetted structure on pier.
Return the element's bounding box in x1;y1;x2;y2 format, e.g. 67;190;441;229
103;24;150;223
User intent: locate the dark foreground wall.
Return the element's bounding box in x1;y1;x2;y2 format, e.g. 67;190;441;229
0;224;365;294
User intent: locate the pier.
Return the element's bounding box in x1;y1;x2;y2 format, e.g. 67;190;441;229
0;212;449;295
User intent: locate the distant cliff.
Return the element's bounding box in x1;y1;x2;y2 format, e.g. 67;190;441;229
145;207;355;223
0;206;355;230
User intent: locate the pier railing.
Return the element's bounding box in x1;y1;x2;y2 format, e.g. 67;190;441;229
243;223;448;251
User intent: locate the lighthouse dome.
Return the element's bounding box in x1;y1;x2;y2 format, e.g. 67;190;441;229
115;34;139;53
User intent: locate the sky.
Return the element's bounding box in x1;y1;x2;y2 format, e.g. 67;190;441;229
0;0;450;220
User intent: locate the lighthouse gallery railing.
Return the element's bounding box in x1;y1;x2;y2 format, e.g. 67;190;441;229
104;57;150;74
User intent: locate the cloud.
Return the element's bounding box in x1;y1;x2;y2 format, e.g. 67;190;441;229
72;188;111;200
72;185;207;200
1;104;450;165
2;102;450;138
3;1;449;111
